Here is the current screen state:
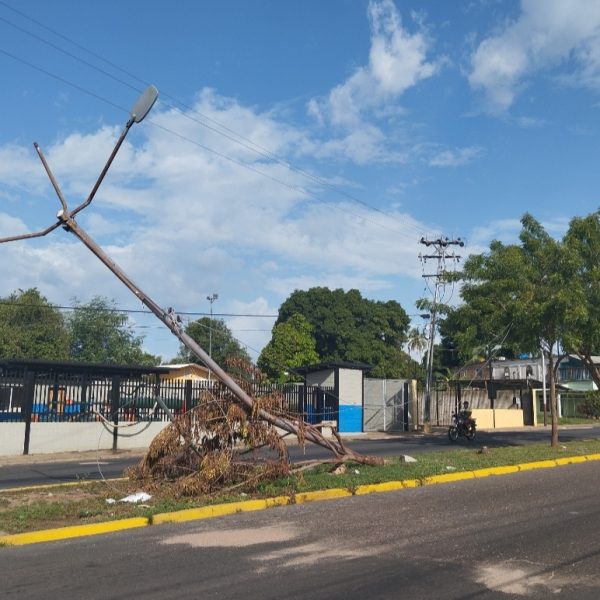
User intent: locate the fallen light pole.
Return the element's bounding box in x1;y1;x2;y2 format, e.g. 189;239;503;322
0;86;381;466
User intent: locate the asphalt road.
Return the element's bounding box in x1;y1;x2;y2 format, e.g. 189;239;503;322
2;461;600;599
1;424;599;489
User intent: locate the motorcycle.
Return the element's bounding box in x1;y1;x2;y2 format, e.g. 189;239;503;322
448;410;476;442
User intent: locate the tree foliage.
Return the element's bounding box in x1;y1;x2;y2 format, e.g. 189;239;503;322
562;210;600;387
68;296;159;365
0;288;69;360
177;317;250;367
257;313;319;382
445;214;580;446
274;287;413;378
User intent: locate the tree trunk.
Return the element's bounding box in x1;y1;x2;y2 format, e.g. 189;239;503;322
548;351;559;447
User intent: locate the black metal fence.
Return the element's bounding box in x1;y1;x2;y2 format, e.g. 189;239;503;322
0;368;337;426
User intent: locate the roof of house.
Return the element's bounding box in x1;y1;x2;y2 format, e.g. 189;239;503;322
560;354;600;365
162;363;208;370
0;358;169;377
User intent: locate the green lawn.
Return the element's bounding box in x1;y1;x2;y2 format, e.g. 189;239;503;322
2;438;600;536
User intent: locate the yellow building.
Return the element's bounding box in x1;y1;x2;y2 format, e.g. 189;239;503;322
160;363;210;382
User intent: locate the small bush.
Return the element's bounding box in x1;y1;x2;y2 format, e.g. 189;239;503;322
577;393;600;419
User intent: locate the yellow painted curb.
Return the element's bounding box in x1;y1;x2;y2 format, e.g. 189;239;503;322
355;479;419;495
554;456;588;466
427;470;477;484
3;452;600;547
152;496;290;525
0;517;149;546
473;465;521;478
516;459;557;471
294;488;353;504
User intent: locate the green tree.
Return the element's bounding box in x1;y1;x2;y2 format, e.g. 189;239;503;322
563;210;600;386
457;214;577;447
177;317;250;367
68;296;159;365
402;327;427;383
258;313;319;382
0;288;69;360
275;287;412;378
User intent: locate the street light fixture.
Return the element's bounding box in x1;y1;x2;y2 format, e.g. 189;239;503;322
206;293;219;359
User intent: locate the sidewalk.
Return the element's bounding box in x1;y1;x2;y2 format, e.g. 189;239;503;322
0;447;147;467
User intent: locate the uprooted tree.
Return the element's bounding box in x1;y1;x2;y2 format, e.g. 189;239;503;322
0;86;382;494
130;359;336;496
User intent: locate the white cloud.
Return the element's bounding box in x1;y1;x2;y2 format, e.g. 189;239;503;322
429;146;483;167
467;215;570;253
308;0;440;162
0;89;430;360
468;218;522;250
0;144;47;192
469;0;600;112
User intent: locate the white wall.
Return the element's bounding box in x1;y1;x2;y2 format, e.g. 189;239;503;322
339;368;362;406
0;423;26;456
0;422;169;456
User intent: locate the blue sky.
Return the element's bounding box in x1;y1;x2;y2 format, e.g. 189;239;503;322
1;0;599;362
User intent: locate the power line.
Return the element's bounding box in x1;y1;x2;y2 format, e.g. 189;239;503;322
0;301;278;318
0;42;416;237
0;2;429;239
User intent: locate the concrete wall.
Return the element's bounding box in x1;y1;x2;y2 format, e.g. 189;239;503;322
305;370;335;387
470;408;524;429
0;422;168;456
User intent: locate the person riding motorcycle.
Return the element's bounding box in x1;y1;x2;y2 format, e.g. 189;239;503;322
458;401;472;423
448;401;476;441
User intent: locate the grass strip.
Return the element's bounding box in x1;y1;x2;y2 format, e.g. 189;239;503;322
1;438;599;538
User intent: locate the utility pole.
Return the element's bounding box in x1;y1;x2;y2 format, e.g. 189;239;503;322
419;236;464;432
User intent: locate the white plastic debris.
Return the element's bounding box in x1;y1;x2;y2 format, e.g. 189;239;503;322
354;469;360;475
105;498;116;505
119;492;152;504
445;466;456;471
400;455;417;463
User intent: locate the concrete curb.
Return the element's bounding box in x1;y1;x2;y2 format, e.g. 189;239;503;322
3;452;600;547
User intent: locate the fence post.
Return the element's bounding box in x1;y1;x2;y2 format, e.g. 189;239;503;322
300;384;306;421
403;381;410;432
22;370;34;455
80;373;88;419
184;379;192;413
111;376;120;452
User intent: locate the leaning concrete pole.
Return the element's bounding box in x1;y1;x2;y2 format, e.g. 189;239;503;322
0;85;382;466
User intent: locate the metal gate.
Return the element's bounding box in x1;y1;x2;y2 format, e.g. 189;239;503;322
363;379;411;432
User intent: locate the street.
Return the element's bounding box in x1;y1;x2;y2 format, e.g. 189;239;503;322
2;461;600;599
1;424;599;489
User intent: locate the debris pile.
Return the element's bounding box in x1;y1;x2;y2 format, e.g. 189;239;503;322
129;361;295;496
